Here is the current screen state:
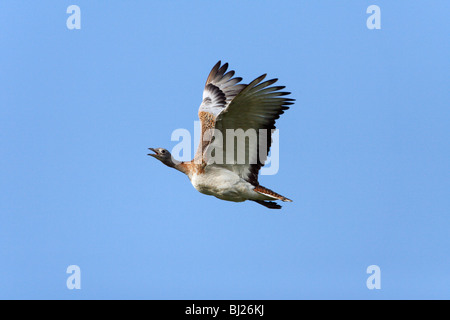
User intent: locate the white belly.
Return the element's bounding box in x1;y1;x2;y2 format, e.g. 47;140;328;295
190;166;256;202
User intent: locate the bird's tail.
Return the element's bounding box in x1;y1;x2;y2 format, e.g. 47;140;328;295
253;185;292;202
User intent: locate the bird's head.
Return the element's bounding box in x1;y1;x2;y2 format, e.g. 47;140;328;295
147;147;176;167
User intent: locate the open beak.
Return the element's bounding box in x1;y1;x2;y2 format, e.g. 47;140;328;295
147;148;158;158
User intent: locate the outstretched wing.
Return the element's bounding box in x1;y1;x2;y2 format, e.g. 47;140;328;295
195;61;246;162
203;72;294;186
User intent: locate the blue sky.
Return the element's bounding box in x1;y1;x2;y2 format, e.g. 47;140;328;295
0;1;449;299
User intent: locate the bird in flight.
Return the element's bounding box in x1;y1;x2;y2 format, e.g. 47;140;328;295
148;61;294;209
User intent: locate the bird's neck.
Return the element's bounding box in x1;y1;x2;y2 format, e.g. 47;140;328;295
172;161;190;176
172;161;203;180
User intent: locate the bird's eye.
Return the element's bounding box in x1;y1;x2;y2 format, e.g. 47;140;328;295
161;150;166;154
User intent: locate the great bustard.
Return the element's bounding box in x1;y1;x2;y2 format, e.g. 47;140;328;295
148;61;294;209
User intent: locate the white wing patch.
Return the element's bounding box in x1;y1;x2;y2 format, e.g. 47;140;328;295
198;62;246;118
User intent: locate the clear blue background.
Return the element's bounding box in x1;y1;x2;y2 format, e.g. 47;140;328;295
0;1;449;299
